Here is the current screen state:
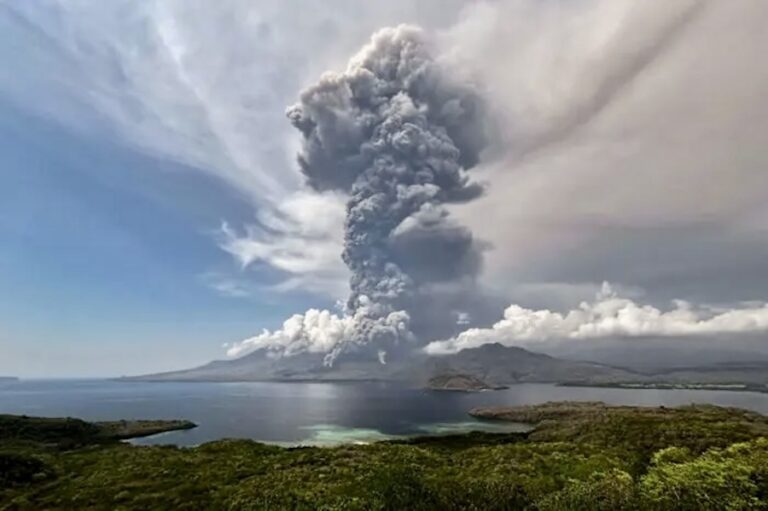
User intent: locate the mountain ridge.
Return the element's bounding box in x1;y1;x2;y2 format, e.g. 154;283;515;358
126;343;638;386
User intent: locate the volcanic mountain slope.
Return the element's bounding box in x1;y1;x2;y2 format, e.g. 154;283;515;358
420;344;637;386
128;343;638;385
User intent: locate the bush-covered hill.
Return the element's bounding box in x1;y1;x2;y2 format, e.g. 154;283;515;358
2;402;768;510
0;414;195;448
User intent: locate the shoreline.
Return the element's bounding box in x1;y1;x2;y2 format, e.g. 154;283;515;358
97;419;197;440
559;381;768;394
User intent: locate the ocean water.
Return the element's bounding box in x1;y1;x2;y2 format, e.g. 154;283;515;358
2;379;768;446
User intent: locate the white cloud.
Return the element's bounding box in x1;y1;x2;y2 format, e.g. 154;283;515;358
226;306;410;361
2;1;293;202
200;272;257;298
219;191;348;298
226;308;351;358
425;283;768;355
1;0;394;203
2;1;472;199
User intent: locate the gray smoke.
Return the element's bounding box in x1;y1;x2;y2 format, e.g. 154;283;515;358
286;25;488;362
513;0;709;160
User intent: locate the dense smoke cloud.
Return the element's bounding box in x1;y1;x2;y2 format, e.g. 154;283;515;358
269;25;487;362
443;0;768;305
442;0;708;157
425;284;768;355
226;0;768;364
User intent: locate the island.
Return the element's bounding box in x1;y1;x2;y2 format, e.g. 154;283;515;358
0;377;18;383
426;373;508;392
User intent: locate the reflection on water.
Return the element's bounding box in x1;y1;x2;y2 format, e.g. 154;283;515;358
2;379;768;446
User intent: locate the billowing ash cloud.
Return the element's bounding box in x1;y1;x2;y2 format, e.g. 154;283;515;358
425;283;768;355
226;306;409;359
272;25;488;362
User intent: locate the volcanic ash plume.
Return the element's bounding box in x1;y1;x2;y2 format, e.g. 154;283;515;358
282;25;488;362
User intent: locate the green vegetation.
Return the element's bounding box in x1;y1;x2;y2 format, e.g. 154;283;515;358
3;403;768;509
95;419;197;440
0;414;196;448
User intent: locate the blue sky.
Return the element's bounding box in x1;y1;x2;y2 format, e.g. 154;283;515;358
0;99;331;377
0;0;463;377
2;1;768;376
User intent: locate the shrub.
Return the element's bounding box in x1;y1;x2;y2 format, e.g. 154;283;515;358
0;453;54;488
536;469;636;511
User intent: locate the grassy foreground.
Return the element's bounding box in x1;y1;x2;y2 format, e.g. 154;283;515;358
2;403;768;510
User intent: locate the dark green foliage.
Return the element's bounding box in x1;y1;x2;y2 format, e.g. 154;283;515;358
0;415;102;448
637;440;768;510
0;453;54;488
97;419;197;439
0;414;195;449
475;402;768;475
2;403;768;510
536;469;636;511
391;431;527;449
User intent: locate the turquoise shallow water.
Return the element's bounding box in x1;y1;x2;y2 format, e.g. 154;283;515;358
269;421;533;447
2;379;768;446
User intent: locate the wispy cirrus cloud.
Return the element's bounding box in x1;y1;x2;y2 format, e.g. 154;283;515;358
0;0;467;299
218;191;348;298
199;272;258;299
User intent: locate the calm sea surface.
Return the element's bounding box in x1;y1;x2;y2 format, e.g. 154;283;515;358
2;379;768;446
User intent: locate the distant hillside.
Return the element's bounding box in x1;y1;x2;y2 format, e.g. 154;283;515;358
420;344;635;386
641;361;768;386
542;336;768;372
130;350;405;382
127;343;638;386
427;374;505;392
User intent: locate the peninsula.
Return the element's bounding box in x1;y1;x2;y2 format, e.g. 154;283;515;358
0;414;196;446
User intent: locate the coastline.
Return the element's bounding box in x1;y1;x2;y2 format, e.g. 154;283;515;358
559;381;768;394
